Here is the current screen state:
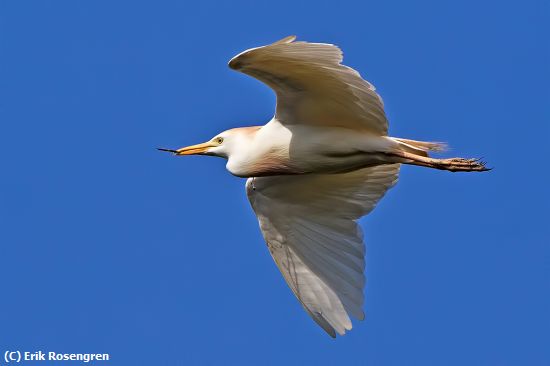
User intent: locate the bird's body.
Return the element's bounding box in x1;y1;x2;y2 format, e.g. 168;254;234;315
159;36;489;337
225;121;400;177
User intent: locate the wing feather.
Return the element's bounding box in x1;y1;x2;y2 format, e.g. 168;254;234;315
246;164;399;336
229;36;388;135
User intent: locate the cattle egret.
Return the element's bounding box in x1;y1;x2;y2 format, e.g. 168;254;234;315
158;36;489;337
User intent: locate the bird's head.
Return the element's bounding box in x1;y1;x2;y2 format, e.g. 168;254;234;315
158;127;259;159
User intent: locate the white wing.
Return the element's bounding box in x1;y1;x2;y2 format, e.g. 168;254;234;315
246;164;399;336
229;36;388;135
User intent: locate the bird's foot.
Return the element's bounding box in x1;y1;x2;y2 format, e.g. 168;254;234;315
436;157;491;172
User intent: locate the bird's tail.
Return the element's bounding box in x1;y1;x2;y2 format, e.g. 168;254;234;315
390;137;489;172
392;137;447;157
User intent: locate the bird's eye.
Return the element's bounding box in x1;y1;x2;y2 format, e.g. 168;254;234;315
215;137;224;144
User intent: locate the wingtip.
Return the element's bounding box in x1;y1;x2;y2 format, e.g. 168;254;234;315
229;35;297;70
228;57;242;70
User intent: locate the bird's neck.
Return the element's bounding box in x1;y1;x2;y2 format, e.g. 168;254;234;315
226;122;298;177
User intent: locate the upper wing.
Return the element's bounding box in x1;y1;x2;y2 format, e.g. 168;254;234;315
229;36;388;135
246;164;399;337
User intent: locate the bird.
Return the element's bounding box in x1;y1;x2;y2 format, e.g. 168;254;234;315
158;36;489;337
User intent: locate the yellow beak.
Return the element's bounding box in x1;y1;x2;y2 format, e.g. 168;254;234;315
157;141;216;156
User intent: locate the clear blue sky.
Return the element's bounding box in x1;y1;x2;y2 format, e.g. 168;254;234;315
1;1;548;365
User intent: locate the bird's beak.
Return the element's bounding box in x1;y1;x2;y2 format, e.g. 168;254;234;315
157;141;216;156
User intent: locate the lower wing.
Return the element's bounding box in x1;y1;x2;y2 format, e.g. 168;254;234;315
246;164;400;337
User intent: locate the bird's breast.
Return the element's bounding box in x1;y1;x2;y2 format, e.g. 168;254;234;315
226;149;302;177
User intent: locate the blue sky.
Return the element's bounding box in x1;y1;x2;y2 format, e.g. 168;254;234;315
0;1;548;365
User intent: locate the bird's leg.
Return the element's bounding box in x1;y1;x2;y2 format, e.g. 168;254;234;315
391;151;490;172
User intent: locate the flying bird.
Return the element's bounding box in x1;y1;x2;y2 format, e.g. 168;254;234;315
158;36;489;337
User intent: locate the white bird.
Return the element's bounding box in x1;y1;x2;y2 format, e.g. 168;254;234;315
159;36;488;337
